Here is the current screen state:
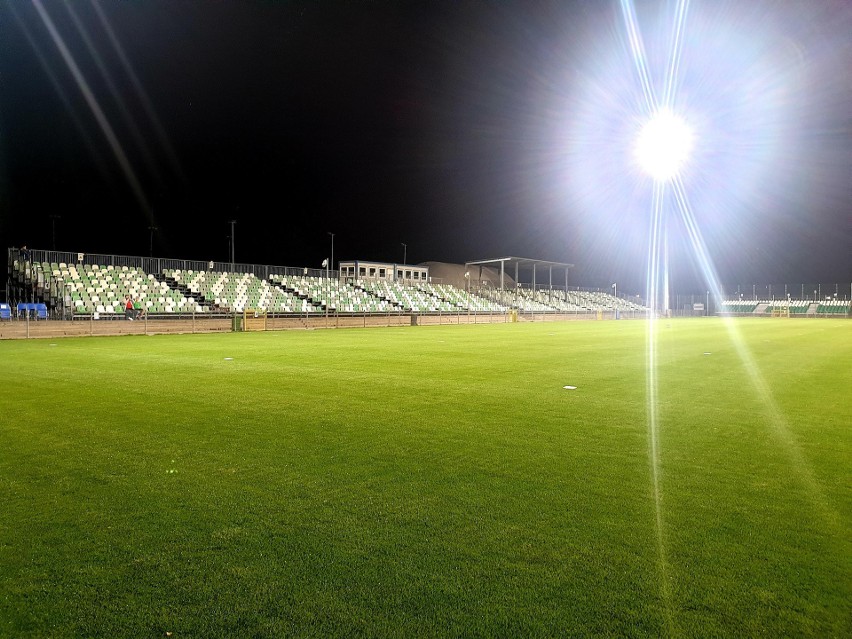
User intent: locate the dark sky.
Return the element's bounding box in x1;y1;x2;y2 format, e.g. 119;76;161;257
2;0;850;294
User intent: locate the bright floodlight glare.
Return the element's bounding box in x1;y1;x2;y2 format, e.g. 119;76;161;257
634;110;693;181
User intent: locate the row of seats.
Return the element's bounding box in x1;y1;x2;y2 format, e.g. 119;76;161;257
721;299;851;315
171;270;318;313
12;257;649;318
720;301;759;313
489;288;645;313
817;301;851;315
0;302;48;320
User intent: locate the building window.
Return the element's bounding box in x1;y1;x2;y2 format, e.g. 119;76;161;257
359;267;366;276
369;267;376;277
379;268;386;278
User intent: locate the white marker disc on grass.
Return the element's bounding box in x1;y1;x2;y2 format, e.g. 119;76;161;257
563;385;577;390
224;357;234;361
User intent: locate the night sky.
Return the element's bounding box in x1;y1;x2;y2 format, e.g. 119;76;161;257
2;0;850;294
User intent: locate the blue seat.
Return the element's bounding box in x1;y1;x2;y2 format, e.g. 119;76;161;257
0;303;11;320
35;303;48;320
17;302;29;319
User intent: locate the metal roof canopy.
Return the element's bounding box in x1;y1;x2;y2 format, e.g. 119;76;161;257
464;256;575;292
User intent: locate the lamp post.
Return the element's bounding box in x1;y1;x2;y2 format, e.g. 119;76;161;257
228;220;237;269
50;215;61;251
148;226;158;257
328;232;335;276
612;282;617;300
321;259;330;324
401;242;407;265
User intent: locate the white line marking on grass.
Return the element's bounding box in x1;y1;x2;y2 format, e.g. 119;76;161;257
224;357;233;361
563;385;577;390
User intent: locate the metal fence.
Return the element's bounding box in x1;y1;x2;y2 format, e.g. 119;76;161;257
11;248;334;283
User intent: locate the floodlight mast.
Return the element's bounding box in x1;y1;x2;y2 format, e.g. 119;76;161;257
633;110;693;315
634;110;693;182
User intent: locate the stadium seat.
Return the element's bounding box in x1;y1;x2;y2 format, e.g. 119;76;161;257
35;303;48;320
0;303;10;320
16;302;29;319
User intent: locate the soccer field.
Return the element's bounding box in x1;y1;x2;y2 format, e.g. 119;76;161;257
1;318;849;638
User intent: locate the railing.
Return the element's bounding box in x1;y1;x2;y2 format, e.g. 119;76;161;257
9;248;335;284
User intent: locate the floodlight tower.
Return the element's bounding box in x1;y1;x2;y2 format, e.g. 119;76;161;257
633;109;694;315
634;110;693;182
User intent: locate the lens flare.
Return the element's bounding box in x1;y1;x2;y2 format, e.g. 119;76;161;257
634;110;694;181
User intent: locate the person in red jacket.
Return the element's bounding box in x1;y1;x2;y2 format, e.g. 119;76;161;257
124;295;134;320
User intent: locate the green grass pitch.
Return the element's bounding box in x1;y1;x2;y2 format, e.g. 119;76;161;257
1;318;849;638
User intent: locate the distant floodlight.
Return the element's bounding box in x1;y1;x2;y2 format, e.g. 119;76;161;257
634;110;693;181
321;258;328;268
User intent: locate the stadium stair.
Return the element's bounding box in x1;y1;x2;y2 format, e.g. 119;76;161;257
160;272;212;309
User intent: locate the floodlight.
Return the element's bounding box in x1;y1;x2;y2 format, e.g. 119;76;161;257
634;110;693;181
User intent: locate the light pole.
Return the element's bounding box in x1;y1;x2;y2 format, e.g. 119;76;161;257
50;215;61;251
401;242;407;265
328;232;335;276
228;220;237;269
148;226;158;257
321;259;330;324
612;282;617;300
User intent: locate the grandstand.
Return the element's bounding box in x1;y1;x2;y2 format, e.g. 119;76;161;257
6;247;643;324
720;298;851;317
8;248;852;330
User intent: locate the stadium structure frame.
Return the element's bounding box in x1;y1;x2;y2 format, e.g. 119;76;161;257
464;257;575;293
